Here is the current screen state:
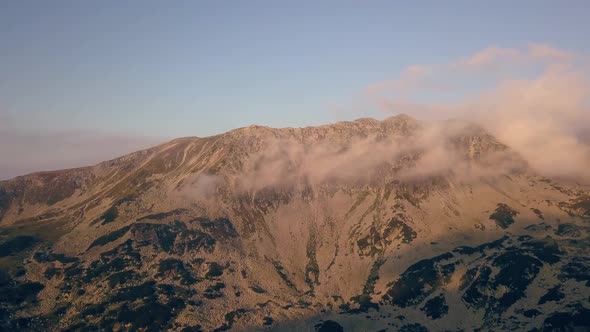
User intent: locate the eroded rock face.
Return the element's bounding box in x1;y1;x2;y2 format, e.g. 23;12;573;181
0;116;589;331
489;203;519;229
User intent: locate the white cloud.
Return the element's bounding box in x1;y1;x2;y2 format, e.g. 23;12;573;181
362;43;590;183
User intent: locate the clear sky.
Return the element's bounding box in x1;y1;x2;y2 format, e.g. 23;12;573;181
1;0;589;178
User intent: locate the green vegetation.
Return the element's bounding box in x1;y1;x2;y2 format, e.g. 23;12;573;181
362;257;385;295
213;308;250;332
357;216;416;257
272;261;297;291
157;258;196;285
205;262;224;279
100;206;119;224
0;188;11;211
421;294;449;319
87;226;131;250
0;235;39;257
34;251;78;264
137;208;188;221
314;320;343;332
383;253;455;308
44;267;59;279
106;270;139;288
204;282;226;299
489;203;518;229
0;273;45;305
555;223;582;237
571;196;590;216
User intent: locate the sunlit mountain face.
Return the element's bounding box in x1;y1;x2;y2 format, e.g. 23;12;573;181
1;116;589;331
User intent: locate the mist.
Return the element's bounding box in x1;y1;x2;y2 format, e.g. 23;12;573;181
364;44;590;183
0;128;163;180
181;44;590;196
202;119;528;195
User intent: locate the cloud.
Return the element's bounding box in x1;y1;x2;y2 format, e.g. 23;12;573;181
472;70;590;181
528;43;574;63
462;46;523;69
366;65;431;95
363;43;590;183
0;129;164;180
229;119;525;194
178;172;223;201
457;43;575;70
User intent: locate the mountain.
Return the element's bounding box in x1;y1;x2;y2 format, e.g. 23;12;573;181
0;115;589;331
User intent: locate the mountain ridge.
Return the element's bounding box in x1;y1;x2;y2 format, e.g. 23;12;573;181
0;115;588;331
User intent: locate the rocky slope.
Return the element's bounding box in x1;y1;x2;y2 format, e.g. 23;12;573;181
0;115;589;331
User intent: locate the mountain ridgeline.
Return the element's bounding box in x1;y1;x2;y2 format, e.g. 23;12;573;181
0;115;589;331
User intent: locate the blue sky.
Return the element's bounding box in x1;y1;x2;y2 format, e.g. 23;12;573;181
1;1;589;178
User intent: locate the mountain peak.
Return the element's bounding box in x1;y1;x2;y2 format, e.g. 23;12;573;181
1;116;588;332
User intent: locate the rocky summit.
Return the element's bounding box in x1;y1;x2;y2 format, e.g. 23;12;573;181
0;115;589;331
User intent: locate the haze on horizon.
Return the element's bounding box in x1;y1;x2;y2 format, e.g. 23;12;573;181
3;4;590;331
1;1;590;180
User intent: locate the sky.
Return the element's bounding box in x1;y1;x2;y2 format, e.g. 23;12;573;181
1;1;590;179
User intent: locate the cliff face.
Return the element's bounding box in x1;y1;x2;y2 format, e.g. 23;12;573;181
0;115;589;331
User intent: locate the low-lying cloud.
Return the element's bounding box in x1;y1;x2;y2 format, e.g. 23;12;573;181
364;43;590;183
228;120;525;193
186;43;589;195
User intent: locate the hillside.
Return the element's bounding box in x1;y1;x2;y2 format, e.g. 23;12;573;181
0;115;589;331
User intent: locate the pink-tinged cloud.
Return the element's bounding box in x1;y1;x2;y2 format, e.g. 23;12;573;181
366;64;431;95
527;43;575;63
458;43;575;70
362;43;590;183
462;46;522;68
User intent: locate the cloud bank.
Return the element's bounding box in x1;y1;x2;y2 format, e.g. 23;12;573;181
183;43;588;196
364;43;590;183
226;120;525;194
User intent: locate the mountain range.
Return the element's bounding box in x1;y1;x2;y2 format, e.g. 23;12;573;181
0;115;589;331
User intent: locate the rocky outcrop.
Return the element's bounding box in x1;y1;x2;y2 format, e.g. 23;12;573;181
0;116;588;331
